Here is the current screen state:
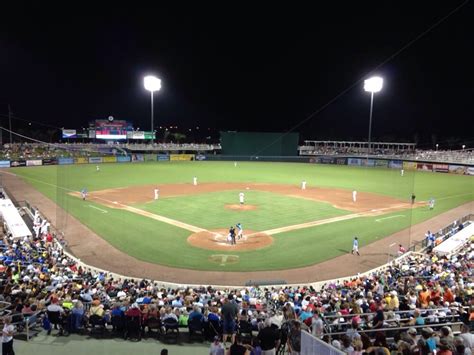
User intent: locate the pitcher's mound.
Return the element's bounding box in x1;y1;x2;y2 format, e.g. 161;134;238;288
225;204;257;211
187;229;273;251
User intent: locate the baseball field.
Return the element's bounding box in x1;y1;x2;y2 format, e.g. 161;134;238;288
9;161;474;275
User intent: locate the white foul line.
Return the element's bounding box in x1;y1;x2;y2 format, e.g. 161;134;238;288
88;205;108;214
375;215;405;223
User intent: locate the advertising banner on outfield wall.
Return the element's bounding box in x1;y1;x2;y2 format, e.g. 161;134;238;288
75;157;88;164
58;157;74;165
89;157;103;164
389;160;403;169
374;159;388;167
348;158;362;166
102;156;117;163
117;156;131;163
448;165;467;175
0;161;10;168
170;154;195;161
10;160;26;167
196;154;206;161
26;160;43;167
417;163;433;172
42;159;57;165
433;164;449;173
131;154;144;162
335;158;346;165
157;154;170;161
144;154;156;162
403;161;417;170
360;159;375;167
466;167;474;176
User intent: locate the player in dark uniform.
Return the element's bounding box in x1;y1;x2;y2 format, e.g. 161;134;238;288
411;193;416;204
229;226;236;245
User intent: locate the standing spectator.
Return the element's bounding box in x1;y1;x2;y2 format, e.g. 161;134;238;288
257;318;280;354
222;295;238;348
459;324;473;351
2;316;15;355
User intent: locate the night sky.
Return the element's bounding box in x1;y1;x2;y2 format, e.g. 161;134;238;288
0;3;472;146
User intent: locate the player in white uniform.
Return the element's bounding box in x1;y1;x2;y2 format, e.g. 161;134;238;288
301;180;307;190
96;165;100;172
351;237;360;256
352;190;357;202
154;188;159;200
239;192;245;205
236;223;243;239
429;197;435;210
234;162;237;167
81;188;88;201
193;176;197;186
400;169;404;176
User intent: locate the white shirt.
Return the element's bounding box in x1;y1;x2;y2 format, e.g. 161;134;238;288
2;324;14;343
239;193;244;201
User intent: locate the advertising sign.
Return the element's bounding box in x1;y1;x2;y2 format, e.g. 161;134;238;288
10;160;26;167
157;154;170;161
466;167;474;176
58;157;74;165
360;159;375;167
417;163;433;172
448;165;467;175
433;164;449;173
102;156;117;163
348;158;362;166
42;159;58;165
374;159;388;167
389;160;403;169
132;154;144;162
144;154;156;162
170;154;195;161
403;161;417;170
26;160;43;167
75;157;88;164
89;157;103;163
336;158;346;165
195;154;206;161
0;161;10;168
117;156;131;163
62;129;77;138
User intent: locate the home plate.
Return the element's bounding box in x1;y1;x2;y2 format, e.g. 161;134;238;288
113;201;118;204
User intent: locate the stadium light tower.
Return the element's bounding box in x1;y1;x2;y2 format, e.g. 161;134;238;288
364;76;383;154
143;75;162;142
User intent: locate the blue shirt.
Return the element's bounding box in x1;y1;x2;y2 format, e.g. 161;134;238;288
353;239;359;247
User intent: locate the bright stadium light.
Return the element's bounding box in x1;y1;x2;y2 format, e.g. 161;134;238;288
364;76;383;93
364;76;384;154
143;75;162;142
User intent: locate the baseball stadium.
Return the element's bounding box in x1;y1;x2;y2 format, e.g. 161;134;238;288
1;4;473;355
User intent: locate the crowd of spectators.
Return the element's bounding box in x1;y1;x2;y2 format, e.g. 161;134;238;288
0;205;472;354
0;142;220;160
299;145;474;164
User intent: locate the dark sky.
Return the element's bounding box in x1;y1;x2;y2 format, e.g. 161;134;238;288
0;3;472;146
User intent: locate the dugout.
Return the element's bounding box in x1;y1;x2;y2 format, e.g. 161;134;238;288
220;131;299;156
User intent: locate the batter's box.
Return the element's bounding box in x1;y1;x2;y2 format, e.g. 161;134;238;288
208;254;240;266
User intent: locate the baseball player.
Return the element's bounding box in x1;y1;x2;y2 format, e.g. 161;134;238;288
96;165;100;172
411;193;416;205
234;162;237;167
81;188;88;201
193;176;197;186
301;180;307;190
429;197;435;210
351;236;360;256
239;192;245;205
400;169;404;176
352;190;357;203
154;188;159;200
229;226;236;245
236;223;243;239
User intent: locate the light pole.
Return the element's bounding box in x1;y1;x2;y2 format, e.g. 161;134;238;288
364;76;383;154
462;144;466;151
436;143;439;151
143;75;161;142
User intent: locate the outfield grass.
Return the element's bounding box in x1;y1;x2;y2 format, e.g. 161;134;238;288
11;161;474;271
